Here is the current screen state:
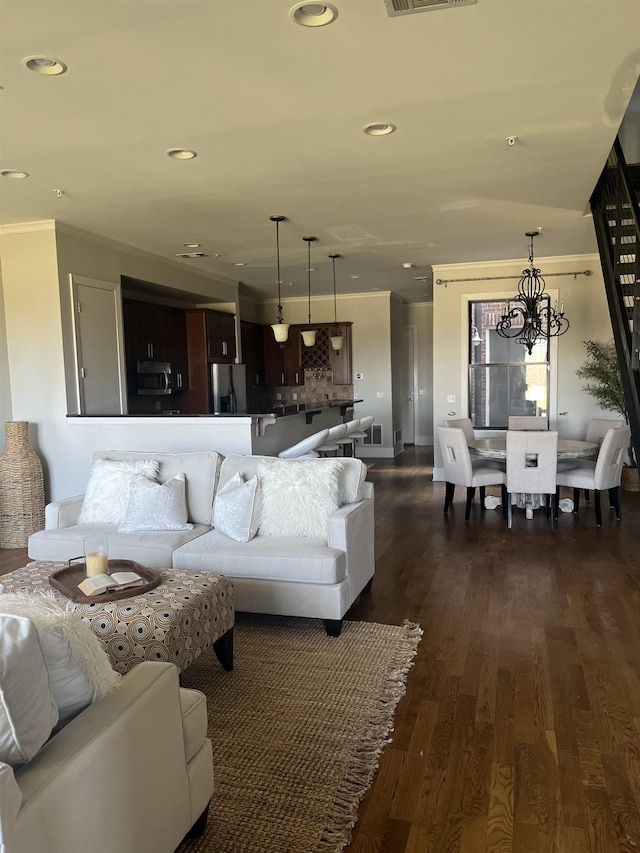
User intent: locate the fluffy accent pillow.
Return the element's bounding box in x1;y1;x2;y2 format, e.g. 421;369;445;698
257;459;342;538
214;472;261;543
119;472;193;532
0;593;121;724
78;458;159;524
0;613;59;765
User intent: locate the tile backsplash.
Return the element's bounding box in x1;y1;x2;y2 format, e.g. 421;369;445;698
251;370;354;410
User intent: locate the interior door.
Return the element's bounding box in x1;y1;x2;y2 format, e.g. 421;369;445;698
71;275;127;414
401;326;416;445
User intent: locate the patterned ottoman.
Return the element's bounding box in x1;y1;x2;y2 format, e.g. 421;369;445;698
2;561;234;675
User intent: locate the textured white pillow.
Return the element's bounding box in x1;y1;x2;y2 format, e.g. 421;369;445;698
0;613;58;766
0;593;121;723
214;472;261;543
119;472;193;532
78;458;159;524
257;459;342;538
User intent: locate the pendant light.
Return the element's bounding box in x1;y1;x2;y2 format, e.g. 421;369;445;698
329;253;343;354
270;215;289;343
301;236;318;347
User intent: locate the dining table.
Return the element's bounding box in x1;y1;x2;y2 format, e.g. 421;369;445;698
468;437;599;516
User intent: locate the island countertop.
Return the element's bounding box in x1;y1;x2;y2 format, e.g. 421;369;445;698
67;399;362;419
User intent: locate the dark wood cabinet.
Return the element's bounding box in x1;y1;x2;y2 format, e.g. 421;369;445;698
263;325;303;386
122;299;189;399
241;321;266;388
205;311;236;364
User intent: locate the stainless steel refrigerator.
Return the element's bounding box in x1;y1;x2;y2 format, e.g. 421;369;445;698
210;364;247;414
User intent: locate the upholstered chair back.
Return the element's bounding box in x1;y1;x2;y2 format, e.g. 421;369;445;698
506;430;558;495
593;426;631;491
585;418;626;444
443;418;474;444
437;426;474;486
507;416;549;430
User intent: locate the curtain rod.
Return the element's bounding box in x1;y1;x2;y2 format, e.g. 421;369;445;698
435;269;592;288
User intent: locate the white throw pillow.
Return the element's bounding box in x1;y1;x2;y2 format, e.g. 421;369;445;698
0;593;121;724
0;613;58;766
213;472;261;543
257;459;342;538
78;458;159;524
119;472;193;532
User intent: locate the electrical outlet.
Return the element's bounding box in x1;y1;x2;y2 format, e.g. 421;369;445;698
276;392;282;400
419;389;425;395
447;394;456;403
292;392;298;400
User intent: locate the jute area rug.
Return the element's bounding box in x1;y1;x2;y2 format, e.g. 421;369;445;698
177;614;422;853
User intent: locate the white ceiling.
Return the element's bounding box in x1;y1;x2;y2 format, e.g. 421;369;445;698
1;0;639;304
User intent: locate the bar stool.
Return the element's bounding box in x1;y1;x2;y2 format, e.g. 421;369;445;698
334;418;362;457
351;416;375;457
316;423;349;457
278;428;330;459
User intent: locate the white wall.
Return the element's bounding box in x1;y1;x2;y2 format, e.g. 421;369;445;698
0;258;13;435
0;221;242;499
432;252;615;479
390;294;404;455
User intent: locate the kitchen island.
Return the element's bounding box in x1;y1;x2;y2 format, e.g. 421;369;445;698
63;400;363;497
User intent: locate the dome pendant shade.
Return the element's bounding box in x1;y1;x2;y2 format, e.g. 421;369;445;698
271;322;290;343
270;215;289;343
302;235;318;348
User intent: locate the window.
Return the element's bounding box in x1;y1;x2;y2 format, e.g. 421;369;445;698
468;299;550;429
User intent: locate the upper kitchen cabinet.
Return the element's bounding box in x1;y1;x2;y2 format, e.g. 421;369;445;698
122;298;189;396
263;325;303;386
241;321;266;388
205;310;236;363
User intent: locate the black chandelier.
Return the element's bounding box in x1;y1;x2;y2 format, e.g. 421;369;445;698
496;231;569;355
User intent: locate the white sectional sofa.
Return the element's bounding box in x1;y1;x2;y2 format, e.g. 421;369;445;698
1;658;213;853
28;450;375;636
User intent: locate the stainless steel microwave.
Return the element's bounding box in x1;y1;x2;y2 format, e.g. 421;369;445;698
136;361;172;395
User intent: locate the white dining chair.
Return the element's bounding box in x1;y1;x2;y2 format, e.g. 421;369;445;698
278;428;331;459
437;426;507;520
506;429;558;529
507;416;549;430
444;417;505;472
556;417;626;491
555;425;631;526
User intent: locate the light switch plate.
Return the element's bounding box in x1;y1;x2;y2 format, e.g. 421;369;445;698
447;394;456;403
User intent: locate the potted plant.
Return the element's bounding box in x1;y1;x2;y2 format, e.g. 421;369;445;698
576;340;639;491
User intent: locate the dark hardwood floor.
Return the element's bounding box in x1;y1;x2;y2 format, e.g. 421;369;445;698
2;445;640;852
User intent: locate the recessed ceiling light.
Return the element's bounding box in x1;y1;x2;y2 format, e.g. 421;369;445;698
350;275;360;279
183;242;201;248
22;55;67;75
1;169;29;179
362;122;396;136
289;2;338;26
402;262;414;269
165;148;197;160
233;262;246;267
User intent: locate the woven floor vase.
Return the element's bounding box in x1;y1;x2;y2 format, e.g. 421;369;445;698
0;421;45;548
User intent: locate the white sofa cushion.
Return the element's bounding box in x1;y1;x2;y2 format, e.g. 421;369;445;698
173;529;346;584
0;614;58;766
0;594;121;723
93;451;223;525
119;473;193;532
28;523;210;569
257;459;342;538
213;473;261;543
78;458;160;524
218;454;367;506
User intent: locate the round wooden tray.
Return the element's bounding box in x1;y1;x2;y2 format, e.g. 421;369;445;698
49;559;161;603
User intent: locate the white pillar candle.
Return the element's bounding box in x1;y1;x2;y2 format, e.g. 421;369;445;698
85;550;109;577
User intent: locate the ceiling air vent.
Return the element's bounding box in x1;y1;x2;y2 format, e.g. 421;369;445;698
385;0;476;16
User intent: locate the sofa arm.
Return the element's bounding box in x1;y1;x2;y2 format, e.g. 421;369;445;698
327;490;375;599
0;763;22;852
45;496;84;529
8;663;198;853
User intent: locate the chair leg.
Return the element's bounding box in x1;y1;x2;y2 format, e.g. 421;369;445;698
444;482;455;514
501;484;508;518
507;492;513;529
465;486;475;520
573;488;581;514
610;486;622;520
550;493;557;529
554;487;560;520
480;486;486;510
594;490;602;527
584;489;590;502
